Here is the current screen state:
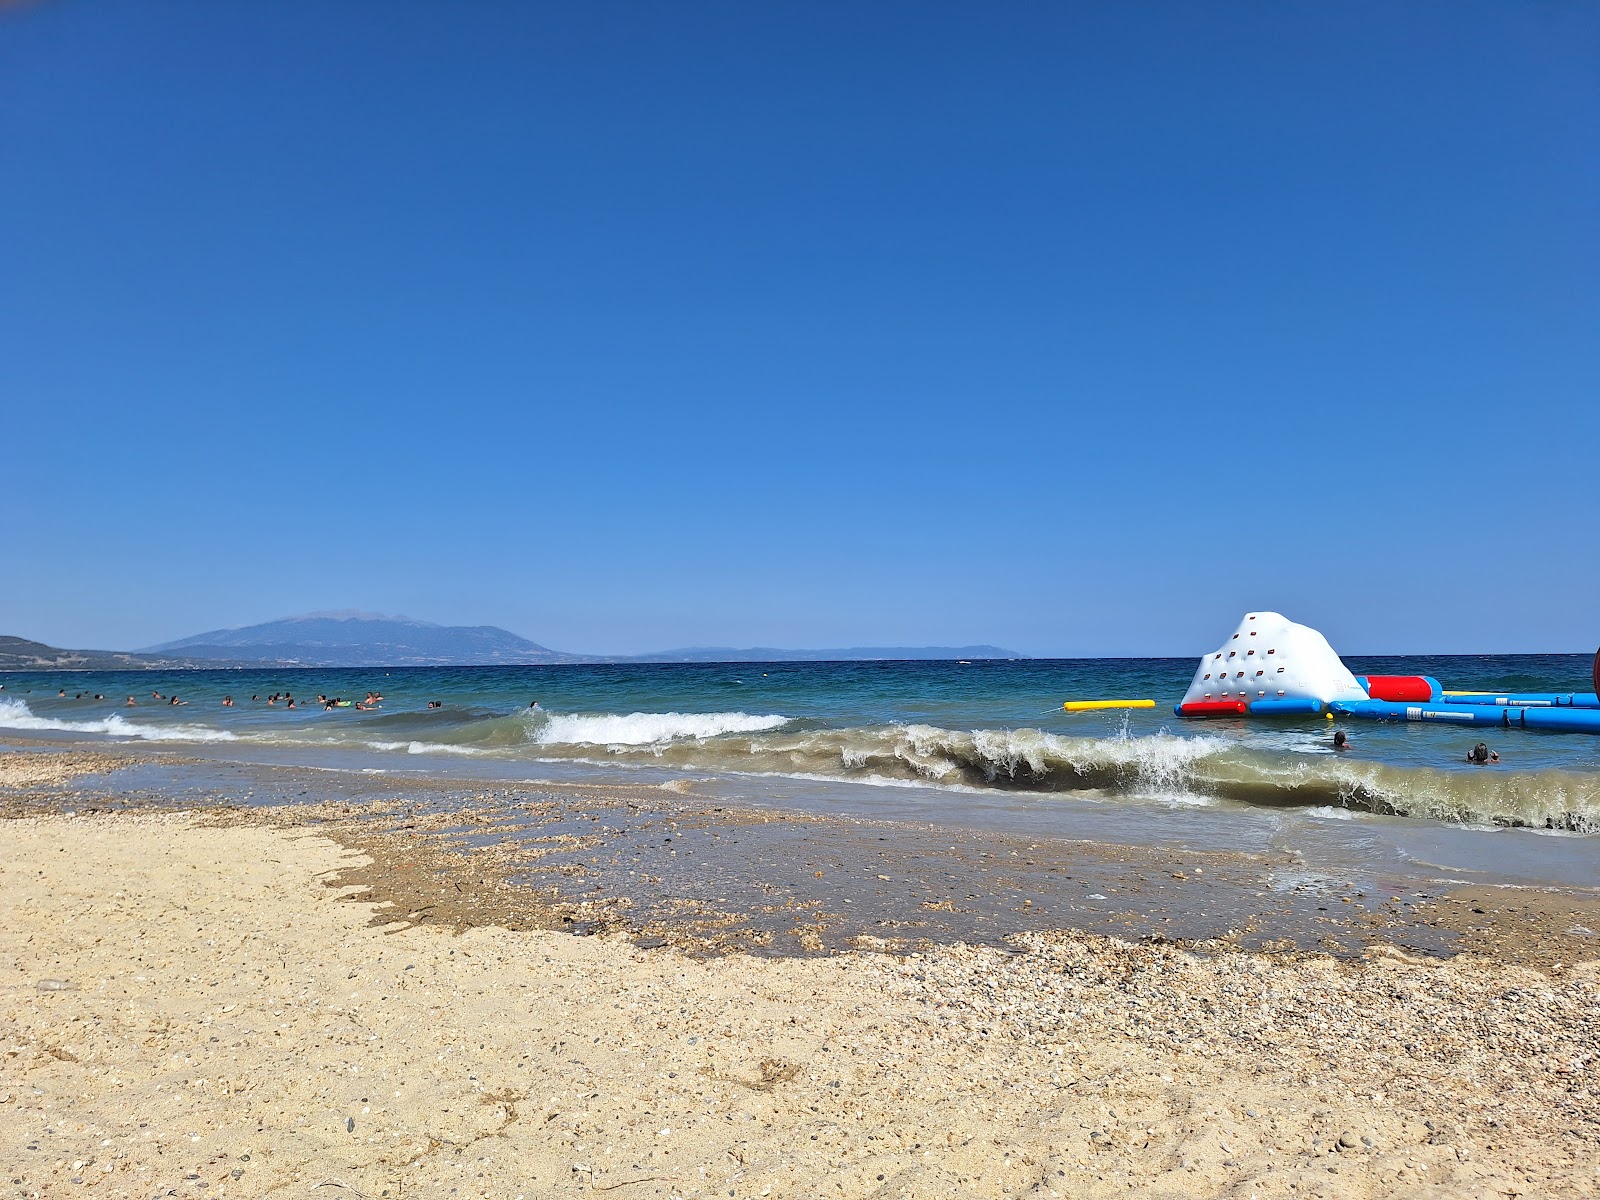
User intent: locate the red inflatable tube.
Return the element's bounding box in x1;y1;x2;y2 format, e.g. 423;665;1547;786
1179;700;1249;716
1363;675;1434;703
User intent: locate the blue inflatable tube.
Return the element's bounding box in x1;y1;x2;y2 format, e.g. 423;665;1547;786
1440;692;1600;709
1330;700;1512;727
1330;699;1600;734
1247;698;1325;716
1510;707;1600;734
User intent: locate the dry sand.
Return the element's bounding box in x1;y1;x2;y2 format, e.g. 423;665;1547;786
2;808;1596;1200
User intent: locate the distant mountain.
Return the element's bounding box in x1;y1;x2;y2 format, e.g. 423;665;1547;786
142;612;581;667
3;614;1023;671
0;636;211;672
621;645;1022;663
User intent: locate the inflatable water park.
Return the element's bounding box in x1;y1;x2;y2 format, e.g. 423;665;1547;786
1066;611;1600;734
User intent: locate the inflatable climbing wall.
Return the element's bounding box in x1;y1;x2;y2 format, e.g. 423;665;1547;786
1179;612;1368;714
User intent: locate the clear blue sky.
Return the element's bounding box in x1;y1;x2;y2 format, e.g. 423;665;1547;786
3;1;1596;656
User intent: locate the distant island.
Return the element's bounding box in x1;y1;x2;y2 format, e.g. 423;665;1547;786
2;612;1023;670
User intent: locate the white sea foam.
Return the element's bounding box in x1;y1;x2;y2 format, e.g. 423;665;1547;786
0;698;238;743
532;711;788;746
1084;729;1229;792
364;739;490;757
1307;805;1356;821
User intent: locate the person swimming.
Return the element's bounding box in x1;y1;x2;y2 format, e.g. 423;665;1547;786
427;700;442;709
1467;742;1499;764
1332;730;1349;751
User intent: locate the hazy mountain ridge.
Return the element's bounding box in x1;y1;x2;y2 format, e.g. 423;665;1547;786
144;615;581;666
0;636;220;672
2;615;1024;669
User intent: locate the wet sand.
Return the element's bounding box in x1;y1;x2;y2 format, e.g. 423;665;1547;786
1;751;1598;1197
6;748;1600;966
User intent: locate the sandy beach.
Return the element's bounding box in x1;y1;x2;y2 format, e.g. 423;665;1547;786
1;754;1597;1198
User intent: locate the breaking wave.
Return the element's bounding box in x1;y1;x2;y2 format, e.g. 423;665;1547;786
2;692;1593;831
530;710;789;745
0;697;239;743
507;719;1600;831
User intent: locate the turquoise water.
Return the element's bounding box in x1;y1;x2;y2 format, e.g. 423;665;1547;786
3;655;1598;834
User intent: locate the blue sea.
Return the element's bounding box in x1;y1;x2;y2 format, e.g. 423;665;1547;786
3;655;1598;890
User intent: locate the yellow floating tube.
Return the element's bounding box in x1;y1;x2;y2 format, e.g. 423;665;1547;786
1062;699;1156;711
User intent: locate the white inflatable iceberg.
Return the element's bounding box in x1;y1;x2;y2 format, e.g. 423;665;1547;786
1178;612;1368;715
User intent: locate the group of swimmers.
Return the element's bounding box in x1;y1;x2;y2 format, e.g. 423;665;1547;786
120;691;188;706
1331;728;1500;764
115;690;386;711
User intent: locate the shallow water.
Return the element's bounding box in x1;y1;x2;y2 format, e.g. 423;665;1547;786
4;656;1596;894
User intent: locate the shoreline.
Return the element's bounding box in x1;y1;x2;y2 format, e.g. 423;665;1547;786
4;747;1599;968
0;801;1595;1196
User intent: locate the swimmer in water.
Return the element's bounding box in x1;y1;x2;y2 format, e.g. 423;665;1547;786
125;696;136;707
223;696;234;707
1466;742;1499;765
1332;730;1349;751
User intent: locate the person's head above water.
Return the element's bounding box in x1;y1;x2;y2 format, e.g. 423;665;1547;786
1468;742;1499;764
1332;730;1348;750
